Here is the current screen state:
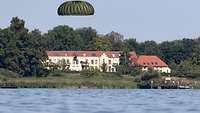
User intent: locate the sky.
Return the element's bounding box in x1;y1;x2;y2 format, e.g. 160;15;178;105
0;0;200;42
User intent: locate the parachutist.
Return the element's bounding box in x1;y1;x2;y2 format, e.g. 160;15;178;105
58;1;94;16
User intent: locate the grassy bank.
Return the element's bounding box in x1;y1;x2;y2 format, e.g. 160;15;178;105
0;72;137;89
1;69;200;89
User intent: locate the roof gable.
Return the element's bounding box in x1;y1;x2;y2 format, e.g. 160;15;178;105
137;55;168;67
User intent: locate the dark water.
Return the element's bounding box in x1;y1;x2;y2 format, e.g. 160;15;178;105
0;89;199;113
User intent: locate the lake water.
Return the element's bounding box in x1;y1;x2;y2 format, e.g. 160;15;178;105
0;89;199;113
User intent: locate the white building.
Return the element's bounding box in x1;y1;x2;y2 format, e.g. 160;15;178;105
46;51;137;72
136;55;171;73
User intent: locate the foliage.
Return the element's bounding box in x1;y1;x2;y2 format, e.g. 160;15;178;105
135;68;161;89
76;27;97;50
0;17;48;77
141;68;160;81
116;50;141;76
1;17;200;78
45;25;84;51
172;60;200;78
104;31;124;50
88;37;112;51
0;68;20;78
80;67;100;78
101;63;107;73
57;59;70;71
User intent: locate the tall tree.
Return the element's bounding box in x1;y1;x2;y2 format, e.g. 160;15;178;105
76;27;97;50
88;37;112;51
46;25;84;51
139;40;162;56
0;17;47;76
104;31;124;50
124;38;139;52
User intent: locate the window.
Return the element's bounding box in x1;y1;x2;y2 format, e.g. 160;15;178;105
152;62;154;65
147;62;150;65
109;60;111;64
91;60;94;64
95;60;98;64
112;68;115;72
103;59;105;63
67;59;69;64
155;62;158;65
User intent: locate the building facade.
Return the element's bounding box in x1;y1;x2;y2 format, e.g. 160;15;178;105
47;51;137;72
136;55;171;73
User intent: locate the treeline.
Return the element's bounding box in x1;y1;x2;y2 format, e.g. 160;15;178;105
0;17;200;77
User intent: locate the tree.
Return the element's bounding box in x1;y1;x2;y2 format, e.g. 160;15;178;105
159;39;195;65
101;63;107;72
57;59;69;71
88;37;112;51
0;17;48;77
139;40;162;56
117;51;136;75
124;38;139;52
76;27;97;50
104;31;124;50
46;25;84;51
191;40;200;65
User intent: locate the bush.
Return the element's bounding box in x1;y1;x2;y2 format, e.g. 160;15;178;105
48;70;65;77
0;68;20;78
80;68;100;78
116;64;142;76
141;71;160;81
185;72;200;79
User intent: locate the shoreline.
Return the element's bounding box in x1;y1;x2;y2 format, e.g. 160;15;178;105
0;72;200;89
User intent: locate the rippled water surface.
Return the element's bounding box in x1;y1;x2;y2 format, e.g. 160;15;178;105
0;89;200;113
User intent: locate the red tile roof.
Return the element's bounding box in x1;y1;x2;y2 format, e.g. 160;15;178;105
129;52;138;62
136;55;168;67
47;51;103;57
47;51;137;59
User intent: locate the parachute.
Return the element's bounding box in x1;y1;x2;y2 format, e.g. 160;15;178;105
58;1;95;16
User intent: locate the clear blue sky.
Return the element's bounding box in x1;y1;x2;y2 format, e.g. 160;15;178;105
0;0;200;42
